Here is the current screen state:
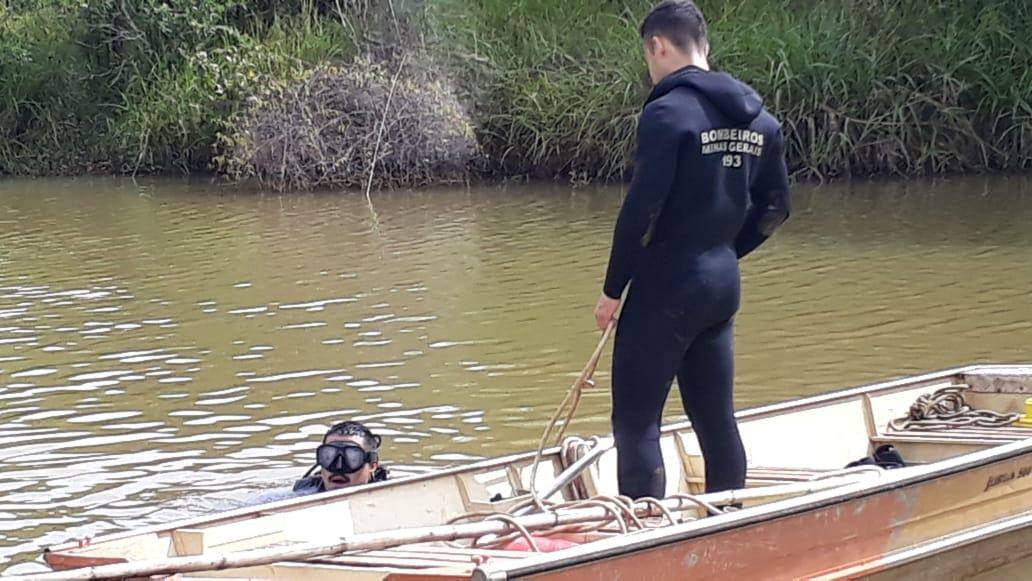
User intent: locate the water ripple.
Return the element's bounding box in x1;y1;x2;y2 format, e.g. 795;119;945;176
0;176;1031;571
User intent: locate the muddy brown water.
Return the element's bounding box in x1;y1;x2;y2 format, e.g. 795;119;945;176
1;175;1030;573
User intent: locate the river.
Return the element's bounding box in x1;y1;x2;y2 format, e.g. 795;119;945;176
1;175;1030;572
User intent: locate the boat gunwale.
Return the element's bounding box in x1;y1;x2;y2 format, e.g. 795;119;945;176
41;363;1012;559
475;423;1032;579
42;446;570;559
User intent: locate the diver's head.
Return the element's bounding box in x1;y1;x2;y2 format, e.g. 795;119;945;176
640;0;710;85
316;421;381;491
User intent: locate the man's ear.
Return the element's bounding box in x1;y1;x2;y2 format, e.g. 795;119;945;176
372;434;382;448
654;36;671;58
644;35;659;57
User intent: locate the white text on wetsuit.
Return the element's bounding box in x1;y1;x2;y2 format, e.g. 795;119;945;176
699;129;765;157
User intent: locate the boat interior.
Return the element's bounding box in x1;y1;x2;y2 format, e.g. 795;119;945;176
41;365;1032;580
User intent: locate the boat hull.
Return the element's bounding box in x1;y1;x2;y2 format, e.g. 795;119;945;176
31;364;1032;581
478;439;1032;580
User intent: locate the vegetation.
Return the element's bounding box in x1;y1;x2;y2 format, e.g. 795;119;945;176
433;0;1032;180
223;58;477;190
2;0;1030;184
0;0;365;175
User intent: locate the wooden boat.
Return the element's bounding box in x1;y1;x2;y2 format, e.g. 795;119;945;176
24;364;1032;580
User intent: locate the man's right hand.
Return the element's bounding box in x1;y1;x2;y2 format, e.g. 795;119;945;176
594;294;621;332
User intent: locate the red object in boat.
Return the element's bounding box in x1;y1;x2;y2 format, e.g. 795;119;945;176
503;536;580;552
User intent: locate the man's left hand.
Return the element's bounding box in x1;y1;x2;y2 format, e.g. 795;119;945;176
594;294;621;331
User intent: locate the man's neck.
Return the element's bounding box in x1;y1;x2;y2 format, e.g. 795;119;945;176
662;53;710;79
682;51;710;71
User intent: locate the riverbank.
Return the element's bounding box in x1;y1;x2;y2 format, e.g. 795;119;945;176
2;1;1029;185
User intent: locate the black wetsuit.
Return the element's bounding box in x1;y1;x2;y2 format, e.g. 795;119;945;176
603;65;791;499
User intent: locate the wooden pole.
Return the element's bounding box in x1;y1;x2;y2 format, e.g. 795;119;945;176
527;321;615;510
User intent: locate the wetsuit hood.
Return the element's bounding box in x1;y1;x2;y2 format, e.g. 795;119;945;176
646;66;763;125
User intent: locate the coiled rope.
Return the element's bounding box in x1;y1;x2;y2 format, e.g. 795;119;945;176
889;384;1019;431
443;493;697;551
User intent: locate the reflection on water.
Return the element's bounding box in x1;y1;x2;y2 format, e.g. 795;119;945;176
1;175;1031;571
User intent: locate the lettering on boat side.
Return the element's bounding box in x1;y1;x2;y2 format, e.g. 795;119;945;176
984;464;1032;491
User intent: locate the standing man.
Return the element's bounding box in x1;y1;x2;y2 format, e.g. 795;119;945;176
594;0;791;499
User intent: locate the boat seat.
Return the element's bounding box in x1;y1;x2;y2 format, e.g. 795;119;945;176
572;430;843;498
681;467;838;494
871;424;1032;463
884;425;1032;439
745;467;831;482
453;454;569;513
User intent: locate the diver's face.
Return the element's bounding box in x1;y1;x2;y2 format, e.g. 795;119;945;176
320;434;377;491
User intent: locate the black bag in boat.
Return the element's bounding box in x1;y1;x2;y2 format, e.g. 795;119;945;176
845;444;906;469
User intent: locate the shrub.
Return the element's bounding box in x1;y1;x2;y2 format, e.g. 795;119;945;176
220;56;479;190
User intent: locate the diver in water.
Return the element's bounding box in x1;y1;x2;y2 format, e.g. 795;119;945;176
292;420;389;495
594;0;791;499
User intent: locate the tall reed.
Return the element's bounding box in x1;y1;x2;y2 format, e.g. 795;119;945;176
432;0;1032;180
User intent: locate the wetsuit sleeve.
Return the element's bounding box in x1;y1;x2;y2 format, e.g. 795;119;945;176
602;103;681;299
734;127;791;258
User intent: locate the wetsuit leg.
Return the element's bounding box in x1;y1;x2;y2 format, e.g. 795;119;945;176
675;318;746;493
610;291;693;500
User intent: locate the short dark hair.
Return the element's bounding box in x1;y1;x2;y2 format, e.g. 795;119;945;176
640;0;709;53
324;420;381;451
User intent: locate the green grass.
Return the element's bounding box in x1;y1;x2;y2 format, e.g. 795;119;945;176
1;0;1030;180
428;0;646;180
432;0;1032;179
0;3;100;173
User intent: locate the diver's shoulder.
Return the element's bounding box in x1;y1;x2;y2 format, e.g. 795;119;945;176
292;475;324;493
